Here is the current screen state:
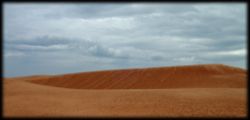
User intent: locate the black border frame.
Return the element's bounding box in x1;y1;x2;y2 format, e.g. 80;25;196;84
0;0;248;119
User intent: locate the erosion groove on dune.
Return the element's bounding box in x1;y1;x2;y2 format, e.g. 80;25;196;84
27;64;247;89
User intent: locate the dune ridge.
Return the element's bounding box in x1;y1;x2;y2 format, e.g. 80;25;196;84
27;64;246;89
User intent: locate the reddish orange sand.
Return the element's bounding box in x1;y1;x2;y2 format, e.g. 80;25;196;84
3;64;247;117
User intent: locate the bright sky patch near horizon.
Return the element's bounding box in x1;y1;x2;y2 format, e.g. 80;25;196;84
4;3;247;77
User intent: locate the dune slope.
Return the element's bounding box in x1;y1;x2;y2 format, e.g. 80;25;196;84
4;64;247;117
28;64;246;89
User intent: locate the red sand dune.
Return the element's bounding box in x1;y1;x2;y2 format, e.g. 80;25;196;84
28;64;246;89
3;64;247;117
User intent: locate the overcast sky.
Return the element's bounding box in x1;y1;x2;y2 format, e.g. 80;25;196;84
4;3;247;77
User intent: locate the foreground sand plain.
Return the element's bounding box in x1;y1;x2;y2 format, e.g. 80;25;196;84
3;64;247;117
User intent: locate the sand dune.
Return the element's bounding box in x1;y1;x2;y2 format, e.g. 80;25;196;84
3;64;247;117
28;64;246;89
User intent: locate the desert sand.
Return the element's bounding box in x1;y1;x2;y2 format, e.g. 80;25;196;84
3;64;247;117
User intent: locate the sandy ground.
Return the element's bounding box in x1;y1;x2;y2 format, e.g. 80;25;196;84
3;64;247;117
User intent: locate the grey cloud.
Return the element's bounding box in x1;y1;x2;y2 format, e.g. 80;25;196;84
43;4;198;19
5;35;130;60
197;55;246;65
6;36;71;46
87;44;130;59
5;36;73;52
4;3;247;77
151;55;165;61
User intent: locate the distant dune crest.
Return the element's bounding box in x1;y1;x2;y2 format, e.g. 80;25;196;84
22;64;246;89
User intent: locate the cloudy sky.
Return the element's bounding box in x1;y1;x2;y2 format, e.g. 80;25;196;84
4;3;247;77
